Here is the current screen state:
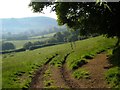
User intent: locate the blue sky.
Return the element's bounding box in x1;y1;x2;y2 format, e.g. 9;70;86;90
0;0;57;19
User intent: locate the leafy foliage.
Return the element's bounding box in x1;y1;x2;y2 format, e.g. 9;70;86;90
23;42;33;50
29;2;120;42
109;46;120;66
1;42;16;51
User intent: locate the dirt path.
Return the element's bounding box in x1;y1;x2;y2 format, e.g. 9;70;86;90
57;53;110;88
29;64;48;88
29;54;58;88
78;53;110;88
29;52;110;88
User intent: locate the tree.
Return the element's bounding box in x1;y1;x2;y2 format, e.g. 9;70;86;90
29;2;120;46
53;32;64;42
23;42;33;50
2;42;15;51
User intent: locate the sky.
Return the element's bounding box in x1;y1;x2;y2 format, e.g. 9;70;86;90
0;0;57;19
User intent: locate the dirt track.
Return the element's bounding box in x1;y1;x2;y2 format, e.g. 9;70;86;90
29;53;110;88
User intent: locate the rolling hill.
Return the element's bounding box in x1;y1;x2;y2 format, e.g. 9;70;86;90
1;16;58;34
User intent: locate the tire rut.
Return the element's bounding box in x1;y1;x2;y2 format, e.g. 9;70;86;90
29;52;109;88
60;52;81;88
59;52;110;88
29;54;58;88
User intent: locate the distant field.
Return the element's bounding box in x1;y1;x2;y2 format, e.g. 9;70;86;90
2;36;117;88
2;38;48;49
4;39;40;49
29;33;55;39
1;33;55;49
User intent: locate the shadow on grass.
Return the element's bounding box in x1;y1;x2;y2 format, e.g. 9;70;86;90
105;45;120;88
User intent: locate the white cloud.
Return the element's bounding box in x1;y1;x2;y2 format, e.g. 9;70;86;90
0;0;57;19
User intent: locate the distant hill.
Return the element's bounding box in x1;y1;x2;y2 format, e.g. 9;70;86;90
1;17;58;34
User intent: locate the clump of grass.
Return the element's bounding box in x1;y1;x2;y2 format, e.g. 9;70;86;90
82;53;94;59
73;69;90;79
44;69;51;78
71;59;88;70
31;63;42;70
13;71;25;77
44;80;54;87
43;67;55;88
105;67;120;88
49;53;65;67
3;55;7;58
21;79;31;89
106;49;113;57
96;49;106;54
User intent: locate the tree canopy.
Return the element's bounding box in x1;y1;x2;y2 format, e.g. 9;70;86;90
2;42;16;51
29;2;120;45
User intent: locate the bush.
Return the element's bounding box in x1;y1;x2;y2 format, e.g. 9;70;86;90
2;42;15;51
23;42;33;50
33;41;45;46
28;43;57;51
47;38;58;44
28;45;41;50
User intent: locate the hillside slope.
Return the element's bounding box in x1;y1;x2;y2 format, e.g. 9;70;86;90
2;36;117;88
1;16;58;34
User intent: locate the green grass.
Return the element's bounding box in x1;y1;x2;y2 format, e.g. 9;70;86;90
105;67;120;88
2;36;117;88
70;59;88;70
3;38;48;49
43;67;54;88
66;36;117;70
73;69;90;79
105;45;120;88
50;51;68;67
30;33;55;39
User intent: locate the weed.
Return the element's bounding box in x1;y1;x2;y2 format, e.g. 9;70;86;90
44;80;54;87
73;69;90;79
71;59;88;70
13;71;25;77
105;67;120;88
82;54;94;59
44;69;51;78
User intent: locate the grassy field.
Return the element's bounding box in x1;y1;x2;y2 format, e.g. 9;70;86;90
3;38;48;49
29;33;55;39
1;33;55;49
2;36;117;88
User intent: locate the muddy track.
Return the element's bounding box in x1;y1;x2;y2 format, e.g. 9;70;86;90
60;52;81;88
29;52;110;88
29;54;58;88
60;53;110;88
